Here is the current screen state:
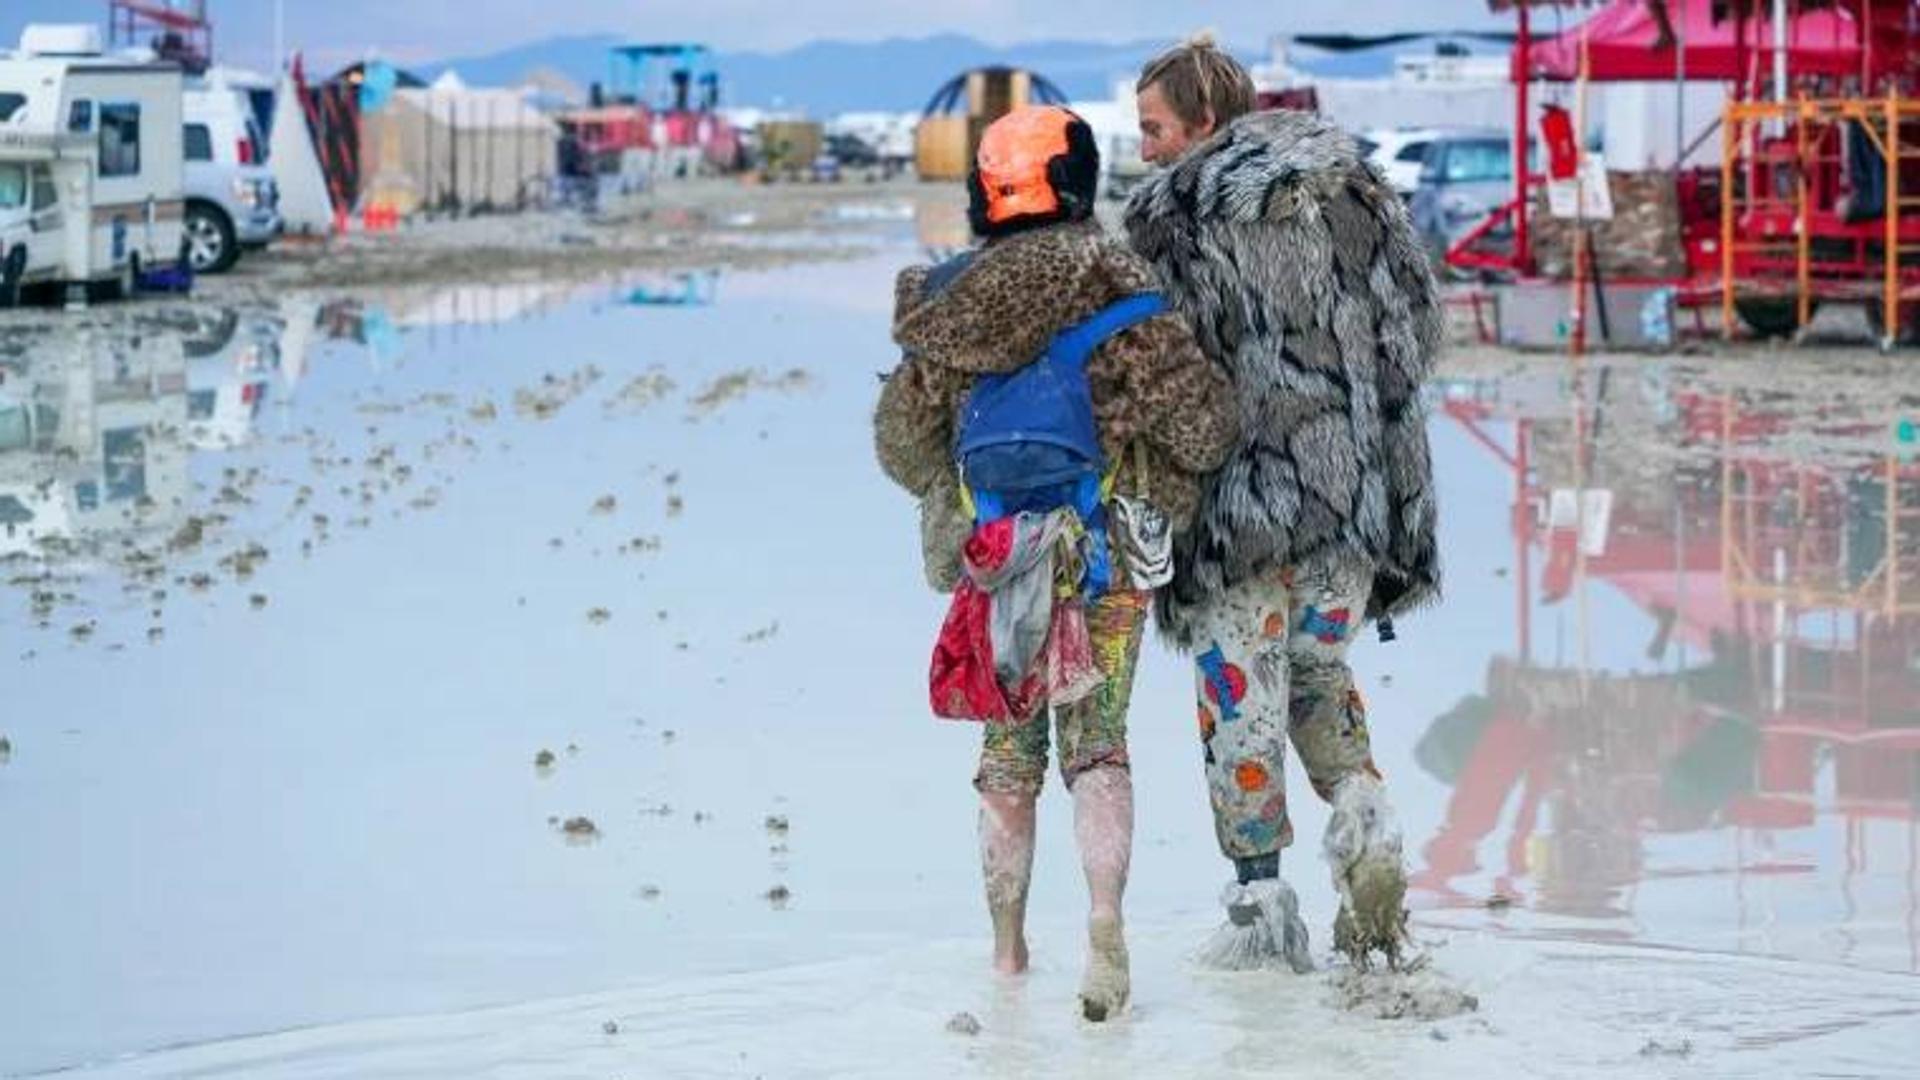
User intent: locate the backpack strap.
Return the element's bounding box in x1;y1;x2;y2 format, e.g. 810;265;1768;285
920;250;977;298
1046;293;1169;371
955;292;1170;522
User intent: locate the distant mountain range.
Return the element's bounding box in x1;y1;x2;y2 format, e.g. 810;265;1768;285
414;32;1514;117
416;34;1238;115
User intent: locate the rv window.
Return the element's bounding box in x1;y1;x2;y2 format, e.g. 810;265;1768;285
0;93;24;123
31;167;55;211
68;100;93;133
183;123;213;162
0;164;24;209
99;103;141;177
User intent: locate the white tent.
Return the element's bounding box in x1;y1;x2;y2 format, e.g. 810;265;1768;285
270;71;337;234
361;71;558;214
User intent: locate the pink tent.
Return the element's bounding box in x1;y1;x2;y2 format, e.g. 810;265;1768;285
1520;0;1863;81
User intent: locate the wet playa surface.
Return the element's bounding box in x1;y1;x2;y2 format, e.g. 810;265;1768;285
2;216;1917;1076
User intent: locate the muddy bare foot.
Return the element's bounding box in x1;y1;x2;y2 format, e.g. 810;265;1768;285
1079;914;1129;1022
992;935;1029;976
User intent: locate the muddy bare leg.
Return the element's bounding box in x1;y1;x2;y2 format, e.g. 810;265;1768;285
1072;764;1132;1020
979;791;1036;974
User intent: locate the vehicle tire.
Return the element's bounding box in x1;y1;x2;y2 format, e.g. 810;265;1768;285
1734;298;1815;338
116;254;140;301
0;246;22;308
180;307;240;358
183;201;239;274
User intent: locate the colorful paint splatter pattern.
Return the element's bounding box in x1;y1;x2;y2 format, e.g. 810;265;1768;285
1192;562;1384;860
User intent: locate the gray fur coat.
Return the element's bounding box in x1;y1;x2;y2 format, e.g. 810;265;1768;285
1123;109;1444;647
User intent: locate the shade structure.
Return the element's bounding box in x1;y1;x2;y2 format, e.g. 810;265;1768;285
1519;0;1862;82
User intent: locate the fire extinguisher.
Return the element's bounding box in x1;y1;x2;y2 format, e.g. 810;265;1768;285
1540;104;1578;181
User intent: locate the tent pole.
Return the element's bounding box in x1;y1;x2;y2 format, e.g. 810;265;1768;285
1774;0;1789;105
1516;1;1532;274
1676;0;1688;169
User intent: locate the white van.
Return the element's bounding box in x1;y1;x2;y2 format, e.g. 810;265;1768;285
182;67;280;273
0;24;186;305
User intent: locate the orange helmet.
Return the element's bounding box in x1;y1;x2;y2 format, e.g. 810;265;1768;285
967;105;1100;237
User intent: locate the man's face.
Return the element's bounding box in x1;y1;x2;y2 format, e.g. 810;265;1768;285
1137;82;1209;166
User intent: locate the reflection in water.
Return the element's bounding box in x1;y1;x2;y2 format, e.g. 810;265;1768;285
3;274;702;571
1;328;190;558
624;269;720;308
1418;366;1920;970
915;198;971;264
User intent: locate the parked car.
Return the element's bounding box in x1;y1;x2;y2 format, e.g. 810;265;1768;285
1408;130;1515;265
181;75;280;274
824;132;879;169
1359;126;1445;198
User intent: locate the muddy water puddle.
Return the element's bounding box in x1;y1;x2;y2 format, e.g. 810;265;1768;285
0;256;905;1074
2;251;1917;1076
1406;358;1920;975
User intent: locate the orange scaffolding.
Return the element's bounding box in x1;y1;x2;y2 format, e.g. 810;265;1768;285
1721;93;1920;346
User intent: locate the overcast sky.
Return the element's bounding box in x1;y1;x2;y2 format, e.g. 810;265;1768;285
3;1;1508;71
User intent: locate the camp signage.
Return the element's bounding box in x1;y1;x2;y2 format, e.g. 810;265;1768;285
0;131;63;151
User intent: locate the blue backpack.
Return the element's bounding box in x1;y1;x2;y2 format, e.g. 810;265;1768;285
954;292;1168;593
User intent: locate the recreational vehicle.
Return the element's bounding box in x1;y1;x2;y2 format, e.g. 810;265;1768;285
0;24;186;305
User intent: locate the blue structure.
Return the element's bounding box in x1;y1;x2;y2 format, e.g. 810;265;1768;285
608;43;720;112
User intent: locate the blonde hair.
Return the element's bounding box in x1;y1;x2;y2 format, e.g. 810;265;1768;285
1136;31;1256;132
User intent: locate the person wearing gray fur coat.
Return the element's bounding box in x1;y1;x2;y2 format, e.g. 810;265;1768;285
1126;39;1443;971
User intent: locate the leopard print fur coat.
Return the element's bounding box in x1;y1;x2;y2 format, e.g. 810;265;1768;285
874;218;1238;592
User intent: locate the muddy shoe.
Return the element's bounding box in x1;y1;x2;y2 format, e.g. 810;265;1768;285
1079;914;1130;1022
1325;775;1410;969
1197;878;1314;973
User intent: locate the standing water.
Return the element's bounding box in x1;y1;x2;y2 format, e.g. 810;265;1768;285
2;221;1917;1078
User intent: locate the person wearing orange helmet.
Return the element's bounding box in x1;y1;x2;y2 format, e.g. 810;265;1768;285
1125;37;1445;973
875;104;1237;1020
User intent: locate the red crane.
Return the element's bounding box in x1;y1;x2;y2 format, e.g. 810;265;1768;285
107;1;213;74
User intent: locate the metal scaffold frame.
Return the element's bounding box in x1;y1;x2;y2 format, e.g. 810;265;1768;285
1720;93;1920;347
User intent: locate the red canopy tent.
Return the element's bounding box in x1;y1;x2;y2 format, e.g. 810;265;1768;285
1519;0;1864;82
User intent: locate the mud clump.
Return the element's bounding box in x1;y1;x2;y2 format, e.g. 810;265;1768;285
513;366;603;420
945;1012;982;1037
167;516;208;551
590;495;617;515
220;543;270;580
687;368;815;417
1640;1038;1694;1058
741;621;779;644
559;816;600;843
605;370;676;413
1330;968;1478;1021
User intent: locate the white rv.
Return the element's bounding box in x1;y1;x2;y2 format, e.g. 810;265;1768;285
0;24;186;305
